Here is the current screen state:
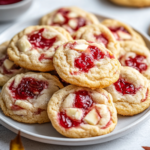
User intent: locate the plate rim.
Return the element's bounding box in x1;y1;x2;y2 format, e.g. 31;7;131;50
0;14;150;145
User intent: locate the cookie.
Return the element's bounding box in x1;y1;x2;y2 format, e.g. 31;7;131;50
7;26;72;72
47;85;117;138
118;41;150;80
40;7;99;35
105;66;150;116
110;0;150;7
0;41;27;86
0;72;63;123
53;40;121;89
73;24;120;57
101;19;146;46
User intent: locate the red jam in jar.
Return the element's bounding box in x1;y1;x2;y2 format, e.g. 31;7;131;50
0;0;22;5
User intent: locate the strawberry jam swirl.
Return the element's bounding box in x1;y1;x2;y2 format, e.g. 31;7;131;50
114;77;148;102
94;34;108;47
114;78;139;95
119;54;148;73
72;44;114;73
0;55;20;75
59;90;112;129
9;77;48;111
9;77;48;100
28;28;56;50
51;8;89;33
108;26;131;40
28;28;57;61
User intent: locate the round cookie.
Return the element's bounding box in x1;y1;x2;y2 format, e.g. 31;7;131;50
118;41;150;80
0;72;63;123
0;41;27;86
53;40;121;89
101;19;146;46
110;0;150;7
105;66;150;116
47;85;117;138
40;7;99;35
73;24;120;57
7;26;73;72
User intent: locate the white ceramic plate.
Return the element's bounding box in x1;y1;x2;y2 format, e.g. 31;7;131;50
0;15;150;146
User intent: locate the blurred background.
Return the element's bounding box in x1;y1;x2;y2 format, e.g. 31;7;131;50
0;0;150;150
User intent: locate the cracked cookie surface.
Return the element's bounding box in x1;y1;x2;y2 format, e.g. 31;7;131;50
73;24;120;57
40;7;99;35
53;40;121;89
47;85;117;138
101;19;146;46
0;72;63;123
0;41;27;86
105;66;150;116
7;26;72;72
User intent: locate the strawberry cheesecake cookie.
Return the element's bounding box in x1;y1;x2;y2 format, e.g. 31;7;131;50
40;7;99;35
73;24;120;57
53;40;121;89
0;72;63;123
118;41;150;80
47;85;117;138
7;26;72;72
105;67;150;116
110;0;150;7
101;19;146;46
0;41;27;86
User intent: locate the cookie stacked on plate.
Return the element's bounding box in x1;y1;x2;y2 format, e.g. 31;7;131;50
0;6;150;138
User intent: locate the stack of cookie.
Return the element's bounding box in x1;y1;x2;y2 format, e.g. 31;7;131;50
0;6;150;138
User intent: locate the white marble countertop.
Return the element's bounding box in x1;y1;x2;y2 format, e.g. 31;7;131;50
0;0;150;149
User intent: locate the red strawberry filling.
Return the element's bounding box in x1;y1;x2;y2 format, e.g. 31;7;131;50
141;89;148;102
38;54;53;62
108;26;131;40
74;53;94;72
51;8;88;33
11;105;23;111
114;78;139;95
0;55;21;75
59;111;81;128
74;45;114;73
28;28;56;50
94;34;108;47
74;90;93;109
9;77;48;100
119;54;148;73
59;90;111;129
0;0;22;5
